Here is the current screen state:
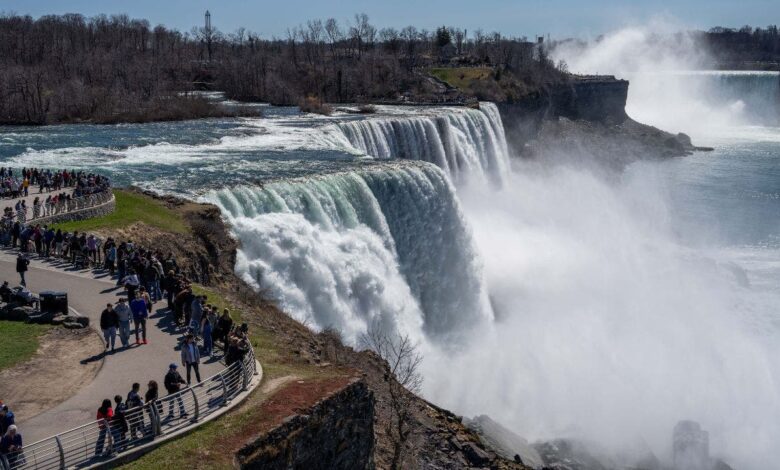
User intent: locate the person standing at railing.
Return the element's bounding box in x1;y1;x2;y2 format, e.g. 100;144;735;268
125;383;144;441
94;399;114;457
145;381;163;419
163;364;187;420
111;395;128;452
0;425;23;466
181;334;202;384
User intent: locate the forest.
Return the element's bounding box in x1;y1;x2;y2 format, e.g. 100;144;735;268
0;12;564;124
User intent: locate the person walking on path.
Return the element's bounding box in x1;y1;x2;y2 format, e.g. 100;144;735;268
181;334;201;384
201;306;216;356
129;294;148;345
15;253;28;286
94;399;113;456
100;303;119;352
163;364;187;419
114;298;132;348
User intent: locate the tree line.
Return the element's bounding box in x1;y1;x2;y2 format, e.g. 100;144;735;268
0;12;563;124
700;25;780;68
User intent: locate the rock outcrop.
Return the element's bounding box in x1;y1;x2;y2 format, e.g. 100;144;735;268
496;75;707;167
464;415;544;468
235;379;375;470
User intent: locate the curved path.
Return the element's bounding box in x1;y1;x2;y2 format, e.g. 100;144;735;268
0;250;224;443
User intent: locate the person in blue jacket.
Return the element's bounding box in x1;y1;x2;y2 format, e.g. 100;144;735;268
129;293;148;345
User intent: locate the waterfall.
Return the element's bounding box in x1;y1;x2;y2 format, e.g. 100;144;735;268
204;162;492;344
336;103;511;183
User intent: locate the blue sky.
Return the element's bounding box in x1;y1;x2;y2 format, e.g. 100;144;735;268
3;0;778;39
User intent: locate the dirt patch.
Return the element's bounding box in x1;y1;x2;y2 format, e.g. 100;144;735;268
0;327;103;420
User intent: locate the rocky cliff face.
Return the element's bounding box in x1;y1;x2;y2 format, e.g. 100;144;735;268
235;379;376;470
496;76;703;166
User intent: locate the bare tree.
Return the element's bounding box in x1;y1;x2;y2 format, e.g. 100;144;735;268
360;327;423;470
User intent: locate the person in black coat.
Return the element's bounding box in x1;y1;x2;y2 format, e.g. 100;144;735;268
15;253;28;287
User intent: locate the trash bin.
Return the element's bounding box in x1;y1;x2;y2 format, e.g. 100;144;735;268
40;291;68;316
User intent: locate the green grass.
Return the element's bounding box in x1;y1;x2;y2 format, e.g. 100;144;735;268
54;189;189;234
0;321;50;372
429;67;494;90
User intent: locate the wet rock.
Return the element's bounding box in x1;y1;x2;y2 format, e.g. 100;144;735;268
462;441;491;466
464;415;544;469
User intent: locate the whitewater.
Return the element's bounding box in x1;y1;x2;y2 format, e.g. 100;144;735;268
2;75;779;468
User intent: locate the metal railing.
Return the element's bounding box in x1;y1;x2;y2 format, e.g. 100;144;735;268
27;190;113;223
0;346;257;470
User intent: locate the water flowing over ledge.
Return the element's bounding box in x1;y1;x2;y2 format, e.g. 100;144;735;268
335;103;511;184
204;162;492;345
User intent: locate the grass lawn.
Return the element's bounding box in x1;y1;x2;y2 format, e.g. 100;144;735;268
0;321;50;372
54;189;189;234
429;67;494;90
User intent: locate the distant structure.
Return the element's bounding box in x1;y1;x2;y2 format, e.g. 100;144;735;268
673;421;710;470
205;10;212;32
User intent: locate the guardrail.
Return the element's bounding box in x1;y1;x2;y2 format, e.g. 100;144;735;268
26;190;113;222
0;346;257;470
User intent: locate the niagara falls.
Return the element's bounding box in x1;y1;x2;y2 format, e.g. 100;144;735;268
0;4;779;470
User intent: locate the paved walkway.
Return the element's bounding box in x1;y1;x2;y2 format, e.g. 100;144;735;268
0;250;224;443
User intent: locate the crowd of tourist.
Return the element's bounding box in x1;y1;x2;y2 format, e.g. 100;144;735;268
0;167;110;228
0;169;256;464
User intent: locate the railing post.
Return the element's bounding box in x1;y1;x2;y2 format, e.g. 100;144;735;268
239;358;249;391
55;435;66;469
189;387;200;422
149;403;162;437
103;419;114;454
218;372;229;406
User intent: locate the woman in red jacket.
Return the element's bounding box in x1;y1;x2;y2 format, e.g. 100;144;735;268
95;399;113;456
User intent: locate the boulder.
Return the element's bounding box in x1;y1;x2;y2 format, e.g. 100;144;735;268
462;442;491;467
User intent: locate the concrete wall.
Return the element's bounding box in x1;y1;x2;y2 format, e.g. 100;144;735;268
235;379;375;470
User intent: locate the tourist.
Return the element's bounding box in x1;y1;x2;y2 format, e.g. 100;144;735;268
181;334;201;384
190;295;205;336
201;306;216;356
0;405;15;435
125;383;144;440
15;253;28;286
114;298;132;348
163;364;187;419
215;308;234;351
86;234;98;264
226;324;250;366
0;425;23;465
105;241;117;275
122;269;140;300
139;286;152;314
129;293;148;345
54;228;64;257
144;380;162;417
111;395;128;452
100;303;119;352
94;399;113;456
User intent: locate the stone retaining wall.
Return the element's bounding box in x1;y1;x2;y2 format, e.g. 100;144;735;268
235;379;375;470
